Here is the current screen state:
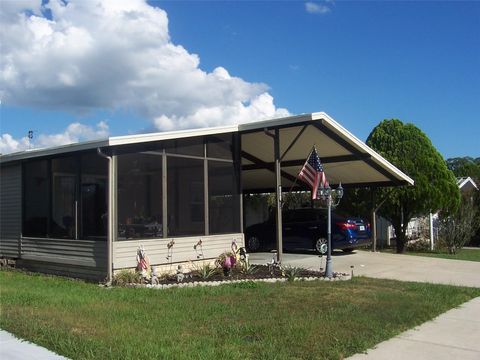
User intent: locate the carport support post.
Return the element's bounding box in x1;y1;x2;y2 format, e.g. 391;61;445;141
274;128;283;263
371;189;377;252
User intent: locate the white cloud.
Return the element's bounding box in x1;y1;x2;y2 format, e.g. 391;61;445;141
0;0;289;137
305;2;331;15
0;121;109;154
0;134;31;154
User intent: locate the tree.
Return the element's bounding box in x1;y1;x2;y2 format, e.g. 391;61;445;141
438;195;480;254
446;157;480;183
446;156;480;246
366;119;460;253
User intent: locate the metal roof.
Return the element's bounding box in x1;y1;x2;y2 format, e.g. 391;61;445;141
0;112;414;188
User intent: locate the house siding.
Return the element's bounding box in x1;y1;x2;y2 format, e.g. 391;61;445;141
19;237;107;280
113;233;244;269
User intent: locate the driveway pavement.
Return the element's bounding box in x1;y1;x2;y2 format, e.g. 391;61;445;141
249;249;480;287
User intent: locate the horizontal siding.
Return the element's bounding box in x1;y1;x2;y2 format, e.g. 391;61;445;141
113;233;244;269
16;259;106;281
21;237;107;269
0;164;22;257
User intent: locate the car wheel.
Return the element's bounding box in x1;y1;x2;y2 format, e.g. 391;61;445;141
247;236;261;252
342;248;354;253
315;237;328;254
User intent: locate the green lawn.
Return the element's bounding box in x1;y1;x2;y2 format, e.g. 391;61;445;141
380;248;480;262
1;270;479;360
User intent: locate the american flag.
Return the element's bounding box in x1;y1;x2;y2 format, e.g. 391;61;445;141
298;147;328;200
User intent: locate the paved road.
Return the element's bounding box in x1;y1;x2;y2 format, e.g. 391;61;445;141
250;249;480;287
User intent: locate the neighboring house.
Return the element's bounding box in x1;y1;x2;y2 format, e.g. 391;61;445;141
377;176;478;249
0;112;413;281
457;176;478;193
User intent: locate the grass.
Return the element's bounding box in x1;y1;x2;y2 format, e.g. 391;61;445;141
1;270;479;360
380;247;480;262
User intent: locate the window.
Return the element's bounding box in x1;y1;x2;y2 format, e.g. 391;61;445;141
208;160;240;234
117;153;163;239
23;160;49;237
167;157;204;236
81;153;108;239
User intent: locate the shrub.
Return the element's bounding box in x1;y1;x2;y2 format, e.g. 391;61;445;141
282;266;302;282
113;269;141;286
192;262;219;280
438;196;480;254
405;239;431;252
238;261;258;275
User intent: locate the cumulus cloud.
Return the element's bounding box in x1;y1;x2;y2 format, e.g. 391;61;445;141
0;121;109;154
0;0;289;136
0;134;31;154
305;2;332;15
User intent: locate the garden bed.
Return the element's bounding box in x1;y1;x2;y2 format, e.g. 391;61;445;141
116;264;350;288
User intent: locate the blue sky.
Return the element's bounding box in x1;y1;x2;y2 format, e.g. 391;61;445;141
1;0;479;158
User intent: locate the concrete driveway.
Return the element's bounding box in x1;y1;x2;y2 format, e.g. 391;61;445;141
249;250;480;288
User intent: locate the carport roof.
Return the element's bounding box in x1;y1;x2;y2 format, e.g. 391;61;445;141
240;112;413;191
0;112;413;189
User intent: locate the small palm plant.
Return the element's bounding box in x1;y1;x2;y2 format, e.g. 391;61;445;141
238;259;258;275
282;266;302;282
192;262;219;280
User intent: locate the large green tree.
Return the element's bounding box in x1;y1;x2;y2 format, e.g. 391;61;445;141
366;119;460;253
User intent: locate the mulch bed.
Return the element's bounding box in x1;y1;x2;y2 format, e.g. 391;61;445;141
135;265;350;287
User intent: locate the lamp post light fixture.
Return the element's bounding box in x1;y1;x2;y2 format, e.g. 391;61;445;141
318;183;344;278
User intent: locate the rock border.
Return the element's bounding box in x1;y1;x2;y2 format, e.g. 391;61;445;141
123;273;351;290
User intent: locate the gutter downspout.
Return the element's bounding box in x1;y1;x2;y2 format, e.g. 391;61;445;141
97;148;113;285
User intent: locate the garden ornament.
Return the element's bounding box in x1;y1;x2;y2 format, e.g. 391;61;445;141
136;245;150;281
151;266;159;285
194;239;204;259
166;239;175;261
176;264;185;283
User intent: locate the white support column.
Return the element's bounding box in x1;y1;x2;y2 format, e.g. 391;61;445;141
429;212;434;251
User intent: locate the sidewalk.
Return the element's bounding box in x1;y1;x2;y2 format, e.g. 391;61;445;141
0;330;68;360
348;296;480;360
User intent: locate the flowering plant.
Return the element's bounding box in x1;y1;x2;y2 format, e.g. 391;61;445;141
215;251;237;276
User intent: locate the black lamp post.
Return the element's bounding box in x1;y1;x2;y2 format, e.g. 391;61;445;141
318;183;344;278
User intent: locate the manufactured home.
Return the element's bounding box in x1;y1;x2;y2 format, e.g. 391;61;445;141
0;112;413;281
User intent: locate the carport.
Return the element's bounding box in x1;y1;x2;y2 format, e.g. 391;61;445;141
239;112;414;261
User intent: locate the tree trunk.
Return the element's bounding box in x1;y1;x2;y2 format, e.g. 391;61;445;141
396;232;406;253
392;220;406;253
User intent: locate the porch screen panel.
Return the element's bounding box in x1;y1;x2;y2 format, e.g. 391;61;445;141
208;160;240;234
167;157;205;236
51;157;78;239
81;153;108;240
117;153;163;239
23;160;49;237
207;133;233;160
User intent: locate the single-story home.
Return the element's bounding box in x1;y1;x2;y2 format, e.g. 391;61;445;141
0;112;413;281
